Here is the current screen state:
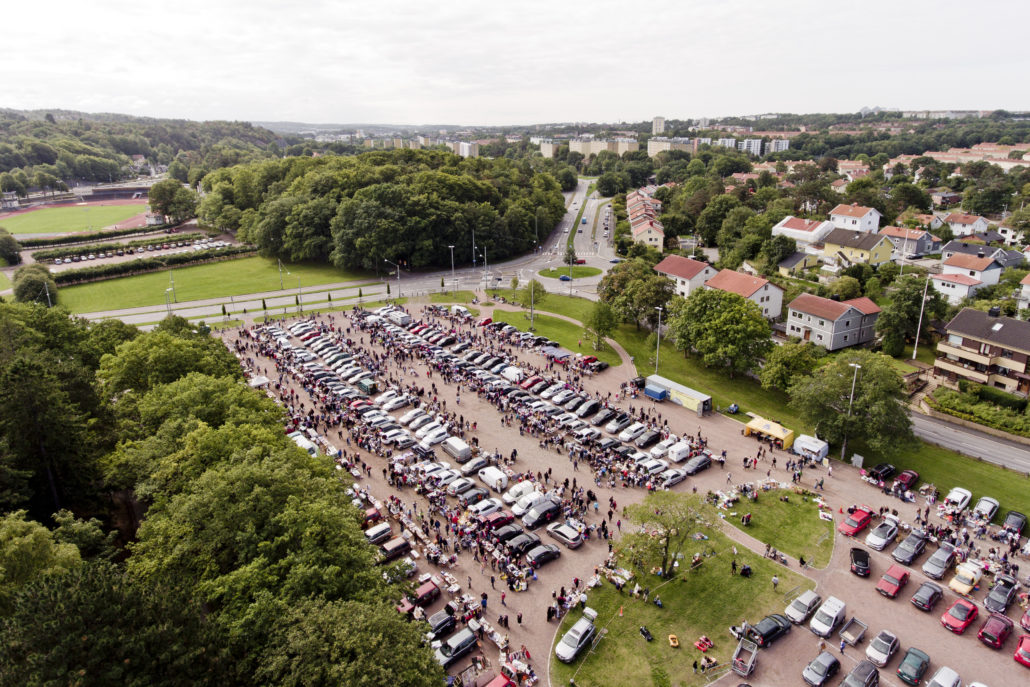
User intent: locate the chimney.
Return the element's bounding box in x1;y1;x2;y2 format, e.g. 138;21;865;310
988;306;1001;318
977;250;984;258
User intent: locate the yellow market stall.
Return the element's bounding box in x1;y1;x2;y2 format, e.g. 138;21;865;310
744;415;795;450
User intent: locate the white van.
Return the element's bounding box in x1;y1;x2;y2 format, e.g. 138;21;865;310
501;366;525;383
809;596;846;638
441;437;471;462
666;441;692;463
450;305;470;316
478;466;509;492
291;435;319;456
388;310;412;326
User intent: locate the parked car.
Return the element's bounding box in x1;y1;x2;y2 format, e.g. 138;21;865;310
659;468;688;488
973;496;1000;521
943;487;972;511
985;573;1019;613
940;598;978;634
1014;634;1030;668
891;529;927;565
865;629;899;667
849;547;871;577
876;564;909;598
922;542;957;580
554;610;597;663
893;469;919;491
1003;510;1027;535
546;522;584;549
506;533;541;555
526;543;561;568
784;589;822;624
910;581;944;611
977;612;1014;649
435;627;477;669
867;463;895;482
802;651;840;686
522;500;560;529
840;660;880;687
683;454;711;475
949;561;983;596
838;505;874;537
895;647;930;685
864;517;898;551
738;613;791;648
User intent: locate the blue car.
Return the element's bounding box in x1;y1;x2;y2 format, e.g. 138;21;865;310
559;275;572;281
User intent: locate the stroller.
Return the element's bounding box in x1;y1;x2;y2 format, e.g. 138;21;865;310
639;626;654;641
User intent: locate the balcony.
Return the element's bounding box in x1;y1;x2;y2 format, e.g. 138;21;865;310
936;342;991;366
994;356;1027;374
933;358;989;383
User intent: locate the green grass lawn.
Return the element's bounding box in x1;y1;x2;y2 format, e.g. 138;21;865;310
429;290;478;304
58;257;370;313
539;266;602;279
550;526;813;687
899;343;937;367
723;490;835;568
1;204;145;234
491;310;622;367
0;271;10;290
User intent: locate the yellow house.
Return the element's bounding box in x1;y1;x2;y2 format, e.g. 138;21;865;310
778;251;820;276
822;228;893;267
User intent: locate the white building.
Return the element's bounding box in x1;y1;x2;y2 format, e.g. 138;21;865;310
771;216;834;246
716;138;737;149
652;116;665;135
653;255;717;298
829;203;882;233
931;273;988;304
941;254;1002;286
766;139;790;154
538;140;558;158
647;137;693;157
943;212;989;237
704;269;784;319
738;139;763;156
1019;273;1030;310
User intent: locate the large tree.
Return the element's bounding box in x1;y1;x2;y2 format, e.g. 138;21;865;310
667;289;772;376
11;264;57;306
148;179;198;225
611;274;673;330
0;510;81;613
789;350;914;458
759;341;824;392
584;301;618;350
619;492;720;577
97;329;241;396
0;228;20;265
875;274;948;357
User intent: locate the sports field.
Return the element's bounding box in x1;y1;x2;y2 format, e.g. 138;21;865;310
59;257;370;313
0;204;146;235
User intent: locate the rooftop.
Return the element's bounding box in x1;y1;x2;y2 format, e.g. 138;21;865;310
943;253;998;271
830;203;878;218
704;269;778;298
654;254;711;280
932;273;983;286
788;293;881;320
944;308;1030;354
823;228;889;251
944;212;986;225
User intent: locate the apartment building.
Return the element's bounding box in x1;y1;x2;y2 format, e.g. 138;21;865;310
652;116;665;135
737;139;763;156
653;255;717;298
704;269;784;318
934;308;1030;395
647;137;693;157
786;293;881;350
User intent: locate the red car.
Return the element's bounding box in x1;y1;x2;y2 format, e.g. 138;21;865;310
1015;634;1030;668
479;318;493;327
838;505;875;537
876;564;910;598
479;511;514;531
1022;608;1030;633
581;356;597;364
941;598;978;634
893;470;919;491
520;375;543;390
396;580;440;614
978;613;1014;649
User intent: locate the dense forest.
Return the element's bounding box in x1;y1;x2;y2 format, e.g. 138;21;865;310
0;109;290;193
198;148;567;271
0;303;440;685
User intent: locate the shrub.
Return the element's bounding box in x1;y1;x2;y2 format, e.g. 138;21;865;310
930;389;1030;437
19;225;174;248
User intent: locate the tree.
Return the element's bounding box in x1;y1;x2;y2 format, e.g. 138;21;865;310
620;492;720;577
695;195;741;245
510;275;519;297
564;243;577;273
667;289;772;376
11;264;57;306
0;510;81;613
611;274;673;330
759;341;824;392
517;279;546;312
97;329;241;395
597;171;630;196
598;258;654;305
0;228;21;265
875;274;947;356
148;179;198;225
584;301;618;350
829;275;863;301
789;350;914;457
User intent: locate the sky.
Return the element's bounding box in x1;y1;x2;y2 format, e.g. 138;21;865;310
5;0;1030;126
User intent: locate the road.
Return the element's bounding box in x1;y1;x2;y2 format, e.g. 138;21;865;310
910;411;1030;473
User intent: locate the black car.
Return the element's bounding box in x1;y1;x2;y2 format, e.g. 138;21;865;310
576;400;601;418
891;530;927;565
849;547;871;576
526;544;561;568
425;610;457;641
563;396;585;412
985;573;1019;613
588;361;609;372
596;437;619;451
522;501;560;530
741;613;792;648
910;581;943;611
434;627;477;669
841;659;879;687
802;651;841;686
683;454;711;475
612;445;634;459
635;430;661;449
494;524;524;544
868;463;896;482
591;408;616;426
507;532;542;556
1003;510;1027;535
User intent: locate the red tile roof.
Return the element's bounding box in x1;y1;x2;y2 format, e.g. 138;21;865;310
944;212;985;225
1020;273;1030;286
632;220;664;237
704;269;779;298
844;297;881;315
788;293;881;320
654;255;712;280
830;203;877;218
879;226;928;241
943;254;996;271
780;217;826;233
933;273;983;286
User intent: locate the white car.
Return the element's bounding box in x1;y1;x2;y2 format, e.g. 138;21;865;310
640;459;669;477
864;629;899;668
423;428;450;445
432;469;461;487
659;468;687;488
468;498;503;517
573;427;601;442
447;477;476;496
382;395;411;411
618;422;647;443
552;389;576;404
409;414;435;430
503;481;537;505
554;412;578;427
864;516;898;551
398;408;426;425
650;436;679;459
512;491;547;518
944;487;972;511
540;384;565;399
374;390;400;406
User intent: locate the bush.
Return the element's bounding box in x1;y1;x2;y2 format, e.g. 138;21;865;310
930;389;1030;437
0;228;21;265
53;247;255;285
12;264;58;306
19;225;172;248
956;381;1027;412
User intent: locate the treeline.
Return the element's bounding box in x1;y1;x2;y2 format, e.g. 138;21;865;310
198;148;566;270
19;224;172;248
0;109;290;193
0;306;441;686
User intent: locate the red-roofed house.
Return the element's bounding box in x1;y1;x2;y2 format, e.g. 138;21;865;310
943;212;988;237
829;204;882;233
632;219;664;248
653;255;717;298
831;179;848;194
704;269;783;318
771;215;834;245
910;213;944;230
931;273;989;305
786;293;881;350
941;253;1002;285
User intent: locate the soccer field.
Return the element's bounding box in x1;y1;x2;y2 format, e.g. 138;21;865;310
0;204;146;235
59;257;370;313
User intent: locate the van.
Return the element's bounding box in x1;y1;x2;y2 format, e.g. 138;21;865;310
364;522;393;545
291;435;319;456
357;378;379;394
379;536;412;563
666;441;692;463
441;437;471;462
478;465;509;492
501;366;524;383
450;305;470;316
388;310;412;326
809;596;846;637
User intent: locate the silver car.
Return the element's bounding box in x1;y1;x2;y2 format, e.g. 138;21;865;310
659;468;687;488
864;517;898;551
865;629;898;667
546;522;584;549
555;613;596;663
921;541;957;580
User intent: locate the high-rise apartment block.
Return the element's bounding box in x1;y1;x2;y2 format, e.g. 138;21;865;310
652;116;665;134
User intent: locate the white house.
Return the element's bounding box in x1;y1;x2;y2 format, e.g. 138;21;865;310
771;216;834;245
829;203;882;233
943;212;989;237
941;253;1002;286
632;219;664;248
653;255;717;298
704;269;784;319
1019;273;1030;310
931;273;988;305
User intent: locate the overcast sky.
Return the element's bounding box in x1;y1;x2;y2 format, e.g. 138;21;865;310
5;0;1029;126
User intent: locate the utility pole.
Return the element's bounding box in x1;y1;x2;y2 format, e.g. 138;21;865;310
384;259;401;298
297;277;302;313
448;245;456;294
912;272;931;361
278;258;285;290
165;288;173;317
841;363;862;462
43;281;52;308
654;306;663;375
472;229;477;268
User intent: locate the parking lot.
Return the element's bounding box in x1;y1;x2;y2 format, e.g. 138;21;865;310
222;302;1029;687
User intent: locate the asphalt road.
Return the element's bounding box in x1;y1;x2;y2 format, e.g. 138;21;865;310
910;412;1030;473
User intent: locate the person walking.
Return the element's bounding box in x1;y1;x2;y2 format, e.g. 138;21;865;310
839;638;846;654
771;575;779;590
731;559;737;575
726;472;733;484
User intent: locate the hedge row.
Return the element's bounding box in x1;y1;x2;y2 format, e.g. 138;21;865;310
54;246;256;285
957;380;1028;412
32;233;206;261
20;225;174;248
930;389;1030;437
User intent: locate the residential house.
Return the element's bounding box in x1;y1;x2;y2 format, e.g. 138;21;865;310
771;216;834;246
930;191;962;206
998;218;1025;247
879;226;939;258
931;273;989;304
704;269;784;318
830;179;848;194
943;212;989;237
653;255;717;298
829;203;882;233
786;293;881;350
933;308;1030;395
1019;273;1030;311
821;228;894;267
941;253;1002;286
910;213;944;231
632;219;664;248
940;240;1025;268
777;251;820;276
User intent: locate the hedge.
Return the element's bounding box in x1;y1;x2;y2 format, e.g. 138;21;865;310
32;233;206;261
20;225;175;248
54;246;257;285
957;380;1028;412
929;389;1030;438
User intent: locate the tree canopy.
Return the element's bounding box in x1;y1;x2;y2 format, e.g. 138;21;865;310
667;289;772;376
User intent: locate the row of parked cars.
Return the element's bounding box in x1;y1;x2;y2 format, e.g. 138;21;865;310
50;237;228;264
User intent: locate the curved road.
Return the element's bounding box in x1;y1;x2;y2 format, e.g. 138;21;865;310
910;411;1030;473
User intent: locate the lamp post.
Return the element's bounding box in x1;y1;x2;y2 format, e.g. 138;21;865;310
296;277;302;314
471;228;477;268
384;259;401;298
278;258;285;290
840;362;862;462
164;288;173;317
448;245;456;294
912;272;931;361
654;306;663;375
155;258;176;302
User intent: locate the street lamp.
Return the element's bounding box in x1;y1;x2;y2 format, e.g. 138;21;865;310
278;258;285;290
154;258;176;302
384;259;401;298
296;277;302;314
654;306;663;375
911;272;931;361
164;288;173;317
841;362;862;462
448;245;456;294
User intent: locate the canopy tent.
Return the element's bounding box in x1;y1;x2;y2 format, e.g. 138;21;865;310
793;434;828;460
743;415;795;449
248;375;270;388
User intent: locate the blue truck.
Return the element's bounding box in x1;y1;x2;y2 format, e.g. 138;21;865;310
644;384;668;402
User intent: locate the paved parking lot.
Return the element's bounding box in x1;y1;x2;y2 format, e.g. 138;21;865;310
222;303;1029;687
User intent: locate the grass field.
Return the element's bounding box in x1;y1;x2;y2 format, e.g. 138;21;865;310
0;271;10;290
491;310;622;367
429;290;478;303
1;204;145;235
550;520;813;687
539;266;602;279
58;257;370;313
723;490;835;568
